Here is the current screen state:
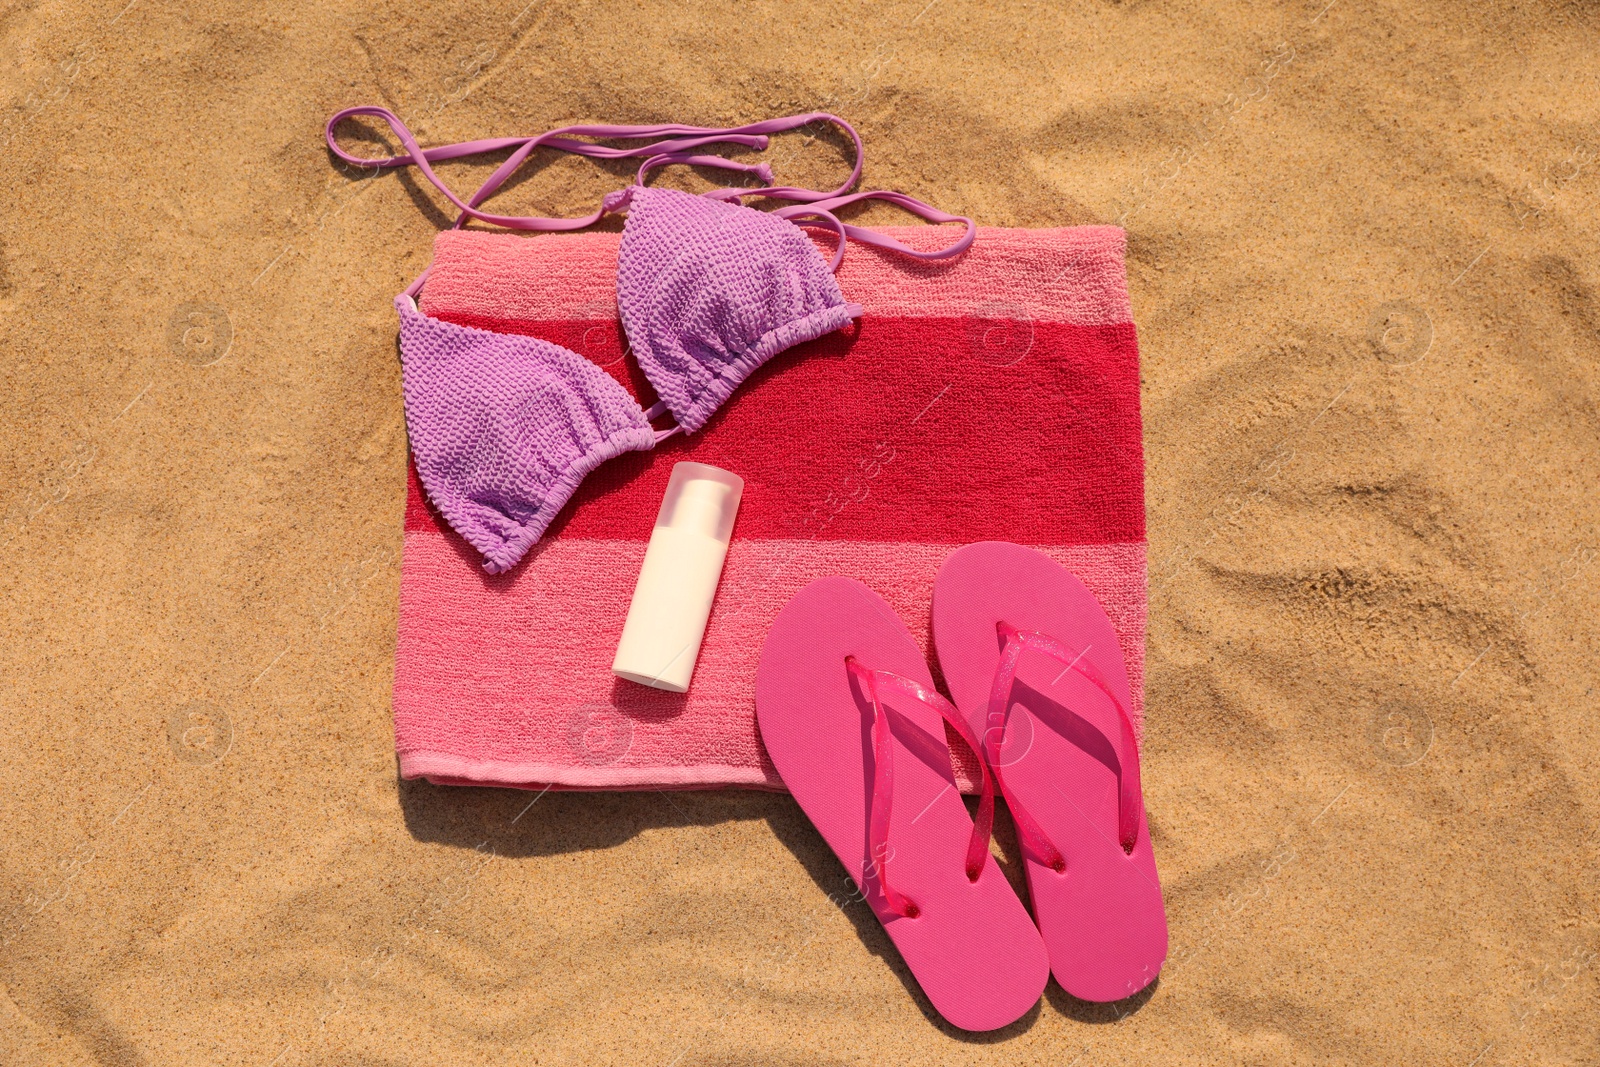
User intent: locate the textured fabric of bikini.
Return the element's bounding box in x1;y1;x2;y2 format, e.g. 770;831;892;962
396;183;860;572
610;185;862;433
394;296;658;574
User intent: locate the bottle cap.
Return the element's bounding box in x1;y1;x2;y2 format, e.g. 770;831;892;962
655;462;742;542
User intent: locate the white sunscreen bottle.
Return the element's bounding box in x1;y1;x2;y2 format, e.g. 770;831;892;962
612;462;744;693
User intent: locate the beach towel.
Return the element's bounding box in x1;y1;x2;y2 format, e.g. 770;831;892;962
393;224;1146;792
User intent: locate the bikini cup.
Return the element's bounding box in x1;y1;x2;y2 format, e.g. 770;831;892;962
326;106;974;573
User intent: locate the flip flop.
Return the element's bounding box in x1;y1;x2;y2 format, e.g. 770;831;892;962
933;542;1167;1003
755;577;1050;1031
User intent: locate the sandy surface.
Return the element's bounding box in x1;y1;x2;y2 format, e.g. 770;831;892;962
2;0;1598;1063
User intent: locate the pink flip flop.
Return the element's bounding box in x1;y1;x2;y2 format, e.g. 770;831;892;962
756;577;1050;1031
933;542;1167;1003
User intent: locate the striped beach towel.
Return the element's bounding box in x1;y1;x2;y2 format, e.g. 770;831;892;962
393;224;1146;791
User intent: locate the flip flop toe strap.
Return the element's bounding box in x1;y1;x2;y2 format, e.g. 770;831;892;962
988;623;1145;857
845;659;997;918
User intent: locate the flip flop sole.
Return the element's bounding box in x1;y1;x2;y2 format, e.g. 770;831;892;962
756;577;1049;1031
934;543;1167;1003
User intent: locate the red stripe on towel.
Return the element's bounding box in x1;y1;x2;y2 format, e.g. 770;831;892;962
404;317;1144;545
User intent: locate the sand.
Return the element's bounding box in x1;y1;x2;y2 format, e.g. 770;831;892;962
2;0;1598;1063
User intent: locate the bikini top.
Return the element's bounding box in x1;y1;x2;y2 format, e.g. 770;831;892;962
325;106;974;574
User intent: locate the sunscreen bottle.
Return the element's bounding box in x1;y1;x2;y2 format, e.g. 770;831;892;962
612;462;743;692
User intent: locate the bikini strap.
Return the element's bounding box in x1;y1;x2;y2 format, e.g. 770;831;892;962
773;191;976;264
325;105;777;235
631;112;864;200
328;106;973;288
636;113;974;265
329;105;798;299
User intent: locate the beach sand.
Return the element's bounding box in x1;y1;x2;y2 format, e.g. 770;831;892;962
1;0;1597;1063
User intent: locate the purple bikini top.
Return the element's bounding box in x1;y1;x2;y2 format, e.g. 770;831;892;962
326;107;974;573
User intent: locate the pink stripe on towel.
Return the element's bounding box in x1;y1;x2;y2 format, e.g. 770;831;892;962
426;225;1133;326
395;533;1147;791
